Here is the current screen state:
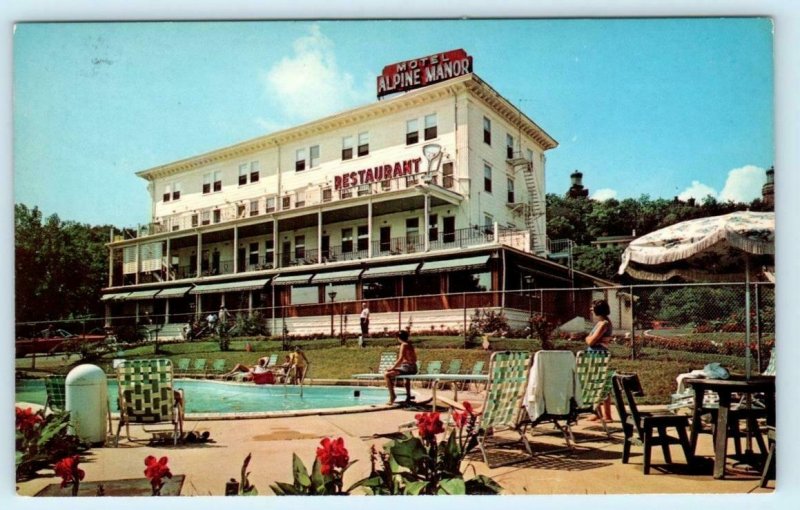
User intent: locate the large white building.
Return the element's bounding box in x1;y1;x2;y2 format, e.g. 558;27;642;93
103;51;608;335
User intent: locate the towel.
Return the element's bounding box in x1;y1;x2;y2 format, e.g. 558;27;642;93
524;351;583;422
676;369;707;393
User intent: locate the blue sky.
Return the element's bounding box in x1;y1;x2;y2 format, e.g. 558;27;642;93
13;18;774;227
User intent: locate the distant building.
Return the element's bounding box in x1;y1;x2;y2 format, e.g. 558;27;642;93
566;170;589;199
591;234;636;250
762;166;774;206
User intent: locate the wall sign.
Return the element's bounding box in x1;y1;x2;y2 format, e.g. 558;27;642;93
377;49;473;98
334;158;422;191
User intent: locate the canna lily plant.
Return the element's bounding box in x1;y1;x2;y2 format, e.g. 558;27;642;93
270;437;357;495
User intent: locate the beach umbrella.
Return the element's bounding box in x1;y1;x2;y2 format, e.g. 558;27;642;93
618;211;775;378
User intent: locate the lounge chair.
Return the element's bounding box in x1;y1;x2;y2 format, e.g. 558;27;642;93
115;359;185;446
612;373;693;474
421;360;443;389
352;351;398;380
474;351;533;468
208;359;227;378
190;358;207;378
44;375;67;413
573;350;614;438
265;353;279;368
175;358;191;377
445;358;462;375
459;360;486;392
518;350;582;452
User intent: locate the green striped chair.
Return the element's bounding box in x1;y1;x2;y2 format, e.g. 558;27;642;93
574;350;614;437
190;358;207;378
476;351;533;468
44;375;67;413
115;359;184;446
423;360;443;388
377;351;398;374
209;359;227;378
265;353;280;368
175;358;191;377
441;359;463;391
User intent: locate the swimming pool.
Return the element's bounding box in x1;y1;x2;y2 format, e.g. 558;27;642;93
15;379;396;417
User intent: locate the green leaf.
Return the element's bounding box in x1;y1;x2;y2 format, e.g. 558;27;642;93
465;475;503;495
292;453;311;488
438;477;466;495
310;457;324;488
403;480;429;495
390;436;427;470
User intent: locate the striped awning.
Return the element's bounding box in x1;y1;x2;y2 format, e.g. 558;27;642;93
101;292;131;301
310;269;363;284
122;289;161;300
419;255;491;274
361;263;421;279
154;286;193;299
190;278;271;295
272;273;314;286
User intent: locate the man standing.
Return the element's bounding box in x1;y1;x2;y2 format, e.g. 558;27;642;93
360;302;370;342
218;305;231;335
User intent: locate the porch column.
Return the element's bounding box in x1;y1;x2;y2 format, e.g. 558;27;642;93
108;228;114;287
423;194;430;252
273;219;278;268
248;290;254;317
166;238;171;281
367;199;373;258
165;299;170;324
233;226;239;273
196;233;202;276
317;209;323;263
135;243;140;285
135;301;140;324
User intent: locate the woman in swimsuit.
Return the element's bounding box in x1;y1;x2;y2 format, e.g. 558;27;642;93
384;330;418;405
585;299;614;421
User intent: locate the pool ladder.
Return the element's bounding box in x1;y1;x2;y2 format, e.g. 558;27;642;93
283;363;309;398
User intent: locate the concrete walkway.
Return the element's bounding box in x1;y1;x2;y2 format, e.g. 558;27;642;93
16;388;773;497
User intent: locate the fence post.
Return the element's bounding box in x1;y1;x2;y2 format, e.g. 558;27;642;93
629;285;636;360
463;292;467;343
755;283;762;372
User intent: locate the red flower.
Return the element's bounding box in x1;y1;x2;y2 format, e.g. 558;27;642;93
16;407;43;433
415;412;444;441
54;455;85;489
144;456;172;492
462;401;474;415
452;410;469;428
316;437;349;476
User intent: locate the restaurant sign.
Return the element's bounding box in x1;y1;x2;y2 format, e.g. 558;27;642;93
334;158;422;191
376;49;473;98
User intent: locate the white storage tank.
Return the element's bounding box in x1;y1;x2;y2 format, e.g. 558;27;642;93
65;364;109;445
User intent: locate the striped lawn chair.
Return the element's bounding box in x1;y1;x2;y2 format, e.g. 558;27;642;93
115;359;184;446
208;359;227;378
44;375;67;413
574;350;614;437
190;358;207;378
440;359;463;391
476;351;532;468
175;358;191;377
422;360;443;388
460;359;487;392
265;353;280;368
352;351;398;380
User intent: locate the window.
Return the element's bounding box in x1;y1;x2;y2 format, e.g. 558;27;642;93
282;196;291;210
237;204;246;218
213;209;221;224
250;199;259;216
357;225;369;252
483;116;491;145
322;188;332;202
295;189;306;208
507;178;515;203
172;182;181;200
290;285;318;305
406;218;420;248
213;171;222;192
250;161;259;183
506;134;515;159
406;119;419;145
249;243;259;266
424;113;437;140
191;214;199;228
484;214;494;231
357;132;369;157
203;173;212;194
428;214;438;242
239;164;249;185
342;136;353;160
266;197;276;213
294;235;305;259
309;145;320;168
238;162;259;185
265;238;274;263
526;148;534;164
341;228;353;253
295;148;306;171
201;211;211;225
163;184;172;202
442;162;454;188
484;164;492;193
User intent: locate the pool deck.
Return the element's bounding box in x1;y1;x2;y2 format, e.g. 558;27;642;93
15;386;776;498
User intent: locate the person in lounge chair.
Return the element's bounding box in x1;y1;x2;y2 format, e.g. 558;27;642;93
384;330;418;405
225;357;269;380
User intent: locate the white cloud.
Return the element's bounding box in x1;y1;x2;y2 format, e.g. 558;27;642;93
719;165;766;203
262;25;368;122
678;181;718;203
592;188;618;201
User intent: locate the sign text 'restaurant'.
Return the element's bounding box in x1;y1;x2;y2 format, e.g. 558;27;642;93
377;49;473;98
334;158;422;190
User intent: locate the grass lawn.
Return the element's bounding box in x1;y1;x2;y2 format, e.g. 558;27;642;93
15;335;756;405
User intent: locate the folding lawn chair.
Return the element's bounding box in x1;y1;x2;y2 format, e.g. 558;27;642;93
573;350;614;438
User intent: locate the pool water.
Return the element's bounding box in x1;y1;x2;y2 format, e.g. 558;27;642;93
15;379;393;414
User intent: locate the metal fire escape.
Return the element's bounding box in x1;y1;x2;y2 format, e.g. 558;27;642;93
507;153;546;255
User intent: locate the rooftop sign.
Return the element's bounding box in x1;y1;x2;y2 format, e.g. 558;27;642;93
377;49;473;98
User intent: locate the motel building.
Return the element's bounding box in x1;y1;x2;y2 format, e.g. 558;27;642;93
102;50;614;337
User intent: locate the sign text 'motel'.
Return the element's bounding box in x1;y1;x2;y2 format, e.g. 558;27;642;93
376;49;473;98
334;158;422;191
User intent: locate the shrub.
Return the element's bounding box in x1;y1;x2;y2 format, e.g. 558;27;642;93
16;407;87;481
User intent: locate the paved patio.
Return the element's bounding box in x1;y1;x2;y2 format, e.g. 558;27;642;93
16;386;774;497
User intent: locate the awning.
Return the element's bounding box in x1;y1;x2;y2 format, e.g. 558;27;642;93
272;273;314;286
122;289;161;300
101;292;130;301
419;255;491;274
361;263;421;279
190;278;271;295
310;269;363;284
154;286;193;299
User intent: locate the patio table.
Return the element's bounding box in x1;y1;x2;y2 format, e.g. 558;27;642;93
684;375;775;479
396;373;488;409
